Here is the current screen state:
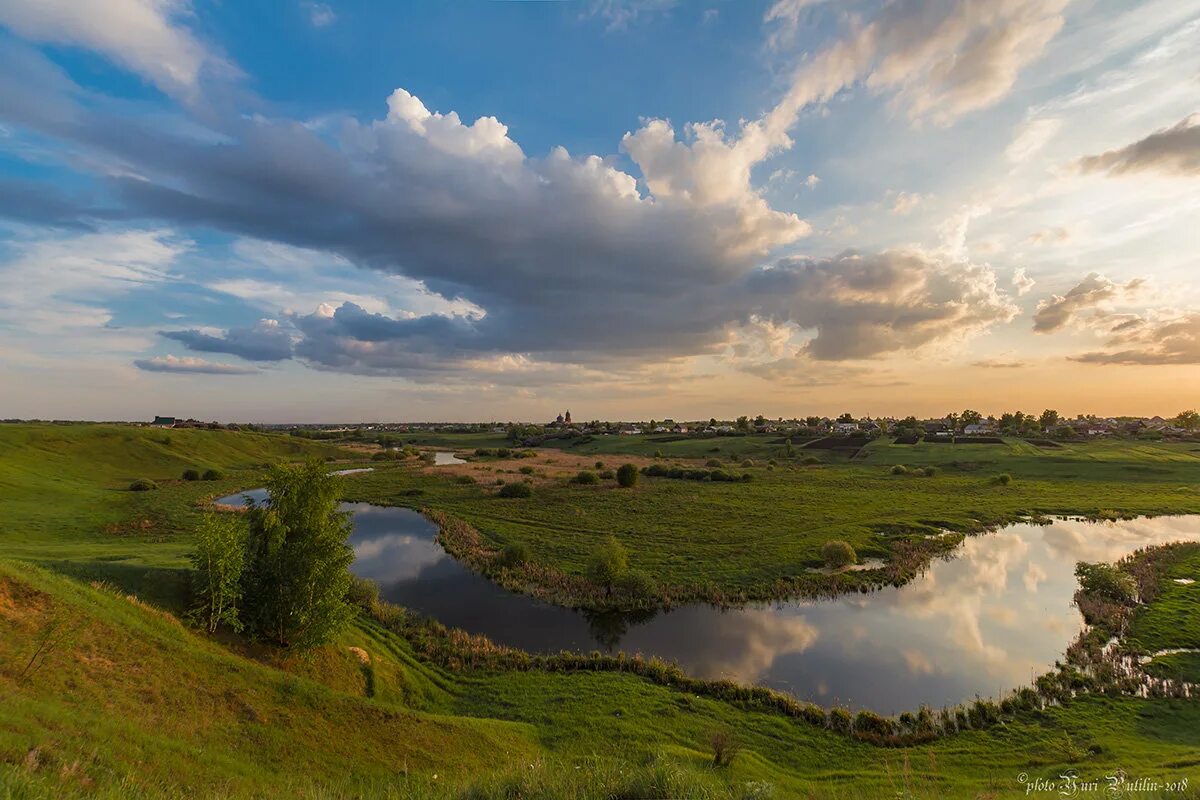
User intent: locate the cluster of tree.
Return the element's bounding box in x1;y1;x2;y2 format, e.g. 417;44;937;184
190;459;355;648
585;536;657;599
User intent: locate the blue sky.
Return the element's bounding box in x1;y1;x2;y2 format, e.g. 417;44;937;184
0;0;1197;422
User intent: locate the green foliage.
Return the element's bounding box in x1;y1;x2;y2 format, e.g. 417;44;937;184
708;727;740;767
821;540;856;569
616;568;657;599
572;470;600;485
586;535;628;589
240;459;355;649
182;469;201;481
498;481;533;498
519;465;535;475
189;513;247;633
1075;562;1136;603
202;468;224;481
501;541;531;567
996;473;1013;485
706;458;724;467
129;478;158;491
345;574;381;613
891;464;908;475
921;466;937;477
615;463;638;488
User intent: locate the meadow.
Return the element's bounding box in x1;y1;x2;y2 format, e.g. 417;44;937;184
1;424;1198;798
342;434;1200;605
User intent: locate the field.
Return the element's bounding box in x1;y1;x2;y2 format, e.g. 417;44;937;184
1;424;1198;798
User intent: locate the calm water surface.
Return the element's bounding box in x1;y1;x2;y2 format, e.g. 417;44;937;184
215;484;1200;714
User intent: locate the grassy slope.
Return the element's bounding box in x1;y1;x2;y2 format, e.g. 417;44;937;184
345;436;1200;592
1131;544;1200;682
3;561;1199;799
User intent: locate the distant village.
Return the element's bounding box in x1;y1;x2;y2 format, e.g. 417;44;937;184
90;408;1198;444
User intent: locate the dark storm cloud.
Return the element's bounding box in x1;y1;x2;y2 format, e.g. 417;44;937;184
160;319;294;362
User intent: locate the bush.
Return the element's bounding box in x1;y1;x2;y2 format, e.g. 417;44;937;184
495;447;511;458
129;479;158;491
598;469;614;479
182;469;201;481
705;458;723;467
891;464;908;475
240;459;354;649
854;710;895;737
594;461;605;469
922;466;937;477
802;456;821;465
586;536;628;590
573;470;599;485
829;707;853;733
616;463;638;488
822;540;857;569
616;568;657;599
498;481;533;498
501;541;531;567
653;449;664;459
741;459;754;467
202;469;224;481
346;575;380;613
996;472;1013;485
518;465;535;475
709;728;740;768
454;474;476;485
1075;562;1136;603
190;512;247;633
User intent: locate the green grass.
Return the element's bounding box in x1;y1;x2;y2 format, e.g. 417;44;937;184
1128;545;1200;654
343;436;1200;597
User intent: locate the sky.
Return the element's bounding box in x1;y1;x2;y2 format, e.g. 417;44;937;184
0;0;1197;423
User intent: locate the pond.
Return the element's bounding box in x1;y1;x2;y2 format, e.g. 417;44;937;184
432;451;465;465
214;485;1200;714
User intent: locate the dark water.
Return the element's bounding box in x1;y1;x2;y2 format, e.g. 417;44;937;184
215;485;1200;714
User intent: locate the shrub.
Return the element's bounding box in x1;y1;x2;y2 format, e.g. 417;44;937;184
495;447;511;458
454;474;476;485
741;459;754;467
501;541;531;567
996;472;1013;485
706;458;724;467
346;575;380;614
598;469;614;479
594;461;605;469
182;469;201;481
519;465;535;475
891;464;908;475
1075;562;1136;603
802;456;821;465
616;568;657;599
708;728;740;768
129;479;158;491
586;536;628;590
853;710;895;737
922;466;937;477
653;449;664;458
190;512;247;633
202;469;224;481
240;459;354;649
498;481;533;498
828;707;852;733
822;540;857;569
573;470;599;485
616;463;638;488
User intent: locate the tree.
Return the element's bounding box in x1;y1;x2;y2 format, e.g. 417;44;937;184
735;415;751;432
1175;410;1200;431
961;409;982;427
1039;409;1060;430
616;463;638;488
190;512;247;634
837;412;854;423
586;536;628;593
241;459;355;649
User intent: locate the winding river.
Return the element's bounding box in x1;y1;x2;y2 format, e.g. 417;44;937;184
218;468;1200;714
